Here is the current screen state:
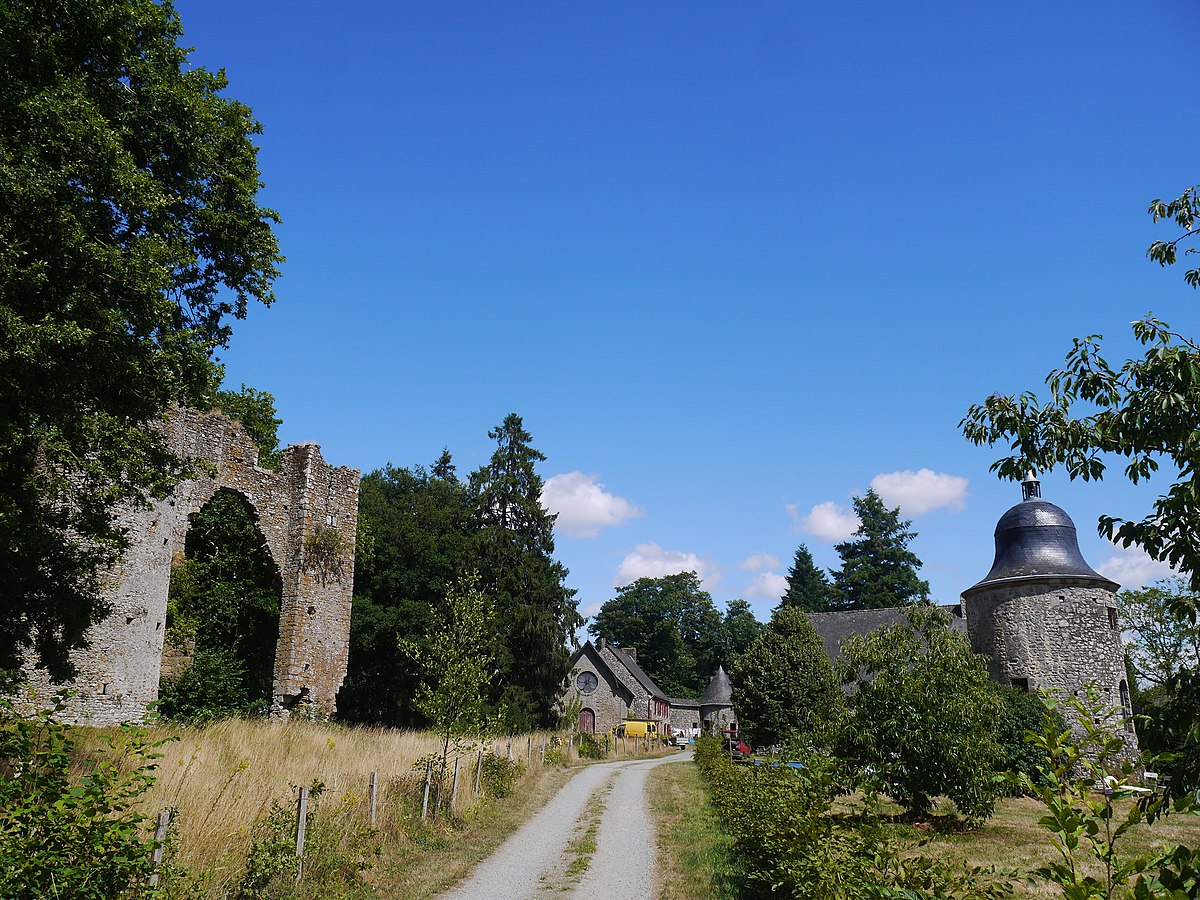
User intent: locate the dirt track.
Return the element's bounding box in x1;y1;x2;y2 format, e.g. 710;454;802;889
439;749;691;900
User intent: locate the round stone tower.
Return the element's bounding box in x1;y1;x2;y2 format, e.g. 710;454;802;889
961;476;1136;750
699;665;736;734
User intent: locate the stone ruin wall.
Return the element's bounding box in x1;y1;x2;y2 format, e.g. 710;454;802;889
964;577;1138;755
22;407;360;725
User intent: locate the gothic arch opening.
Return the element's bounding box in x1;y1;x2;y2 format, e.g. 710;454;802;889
159;489;283;719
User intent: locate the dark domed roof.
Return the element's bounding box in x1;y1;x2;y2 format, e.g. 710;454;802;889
964;496;1117;594
700;666;732;707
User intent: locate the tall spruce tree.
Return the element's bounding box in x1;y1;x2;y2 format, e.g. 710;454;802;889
471;414;579;728
831;489;930;610
778;544;833;612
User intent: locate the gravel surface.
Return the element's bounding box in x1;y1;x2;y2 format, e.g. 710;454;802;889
440;750;691;900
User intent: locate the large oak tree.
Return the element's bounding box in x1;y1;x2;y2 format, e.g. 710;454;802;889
0;0;282;678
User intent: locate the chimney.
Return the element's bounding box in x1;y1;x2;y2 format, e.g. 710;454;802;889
625;647;637;662
598;638;607;652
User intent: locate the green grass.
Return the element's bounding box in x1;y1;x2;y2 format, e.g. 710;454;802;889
647;759;738;900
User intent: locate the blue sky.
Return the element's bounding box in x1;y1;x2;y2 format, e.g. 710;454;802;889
177;1;1200;622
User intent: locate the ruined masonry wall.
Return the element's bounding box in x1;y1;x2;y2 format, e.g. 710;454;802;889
25;407;359;725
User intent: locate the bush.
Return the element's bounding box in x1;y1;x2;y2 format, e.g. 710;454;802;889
157;647;256;722
732;606;844;748
479;752;523;799
576;732;603;759
837;606;1003;822
694;736;1011;899
992;686;1062;790
0;692;167;899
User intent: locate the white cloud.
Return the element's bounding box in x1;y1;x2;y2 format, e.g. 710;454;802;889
1097;542;1178;588
580;600;604;619
745;571;788;601
541;471;644;538
740;552;780;571
870;469;969;516
801;501;860;542
614;542;719;591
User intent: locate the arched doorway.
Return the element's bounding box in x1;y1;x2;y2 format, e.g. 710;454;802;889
160;489;282;719
579;708;595;733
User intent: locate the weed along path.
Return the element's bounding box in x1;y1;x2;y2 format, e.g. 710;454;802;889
440;750;692;900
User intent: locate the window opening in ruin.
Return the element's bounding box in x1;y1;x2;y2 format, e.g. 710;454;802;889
159;489;283;721
1108;607;1119;630
1119;679;1132;730
325;513;337;527
1011;677;1030;692
99;682;109;695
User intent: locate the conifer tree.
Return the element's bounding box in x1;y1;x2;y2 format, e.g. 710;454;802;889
778;544;833;612
471;414;580;728
831;489;930;610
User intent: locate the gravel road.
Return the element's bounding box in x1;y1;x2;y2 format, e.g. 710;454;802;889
440;750;691;900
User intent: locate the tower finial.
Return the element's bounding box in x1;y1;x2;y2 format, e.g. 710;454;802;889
1021;471;1041;501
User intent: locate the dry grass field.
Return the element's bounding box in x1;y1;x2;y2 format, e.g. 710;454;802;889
71;718;667;897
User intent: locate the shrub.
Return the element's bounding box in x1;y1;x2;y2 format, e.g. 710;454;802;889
479;752;523;799
544;744;568;766
992;686;1061;790
0;692;167;899
157;647;256;722
837;606;1003;822
694;736;1011;899
732;606;843;748
576;732;603;759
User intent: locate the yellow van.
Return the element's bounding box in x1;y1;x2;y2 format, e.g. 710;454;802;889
610;720;660;740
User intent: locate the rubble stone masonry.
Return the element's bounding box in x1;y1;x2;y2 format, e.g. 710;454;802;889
22;407;359;725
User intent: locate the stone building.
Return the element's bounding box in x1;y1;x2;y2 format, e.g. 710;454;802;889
562;639;735;736
962;476;1136;751
21;407;360;725
808;477;1137;755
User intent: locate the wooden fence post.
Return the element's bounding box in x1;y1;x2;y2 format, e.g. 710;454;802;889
295;787;309;883
421;759;433;822
148;809;171;887
450;757;461;810
540;740;545;765
475;751;483;795
526;736;532;762
507;740;512;761
368;771;378;826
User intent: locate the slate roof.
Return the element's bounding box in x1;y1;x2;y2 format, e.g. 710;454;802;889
669;697;700;708
699;665;733;706
964;497;1117;594
807;604;966;661
607;644;669;700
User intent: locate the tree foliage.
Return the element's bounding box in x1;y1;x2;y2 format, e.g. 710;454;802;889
778;543;833;612
470;413;580;728
961;185;1200;806
721;597;765;665
831;490;929;610
1117;578;1199;687
589;572;724;698
0;0;282;678
731;606;843;748
341;459;472;727
212;384;283;469
160;490;281;720
837;606;1002;821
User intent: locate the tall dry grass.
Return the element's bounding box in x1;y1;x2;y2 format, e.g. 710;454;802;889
70;718;655;894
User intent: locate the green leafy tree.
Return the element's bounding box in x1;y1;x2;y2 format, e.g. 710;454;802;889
837;606;1002;822
212;384;283;469
589;572;723;697
720;598;764;665
470;414;580;728
341;459;473;727
960;186;1200;804
1117;578;1199;687
830;489;930;610
0;693;168;899
402;571;495;817
778;543;833;612
0;0;282;679
731;606;843;748
159;490;282;719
